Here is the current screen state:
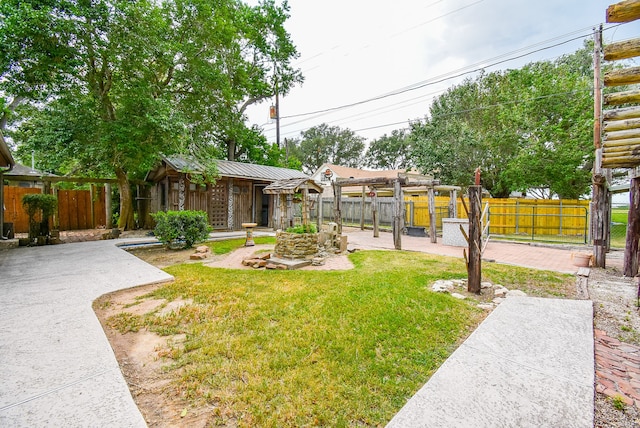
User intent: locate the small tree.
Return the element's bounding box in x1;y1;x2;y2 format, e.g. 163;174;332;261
22;194;57;243
152;210;211;249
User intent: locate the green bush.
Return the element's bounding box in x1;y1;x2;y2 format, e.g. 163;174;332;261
152;210;212;249
22;194;58;240
286;223;317;234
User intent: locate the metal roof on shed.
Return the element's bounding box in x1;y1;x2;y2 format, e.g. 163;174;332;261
149;155;309;182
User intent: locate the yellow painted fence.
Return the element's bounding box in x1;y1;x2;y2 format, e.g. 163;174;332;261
404;196;590;242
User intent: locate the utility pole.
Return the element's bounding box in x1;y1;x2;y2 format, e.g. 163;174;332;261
275;75;280;148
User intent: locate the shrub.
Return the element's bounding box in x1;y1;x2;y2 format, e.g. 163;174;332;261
22;194;58;241
152;210;212;249
286;223;317;234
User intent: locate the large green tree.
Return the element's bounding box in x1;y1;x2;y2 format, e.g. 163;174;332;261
291;123;365;174
410;45;594;199
1;0;302;229
365;129;414;170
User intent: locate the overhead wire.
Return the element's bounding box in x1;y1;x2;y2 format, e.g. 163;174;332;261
260;22;626;140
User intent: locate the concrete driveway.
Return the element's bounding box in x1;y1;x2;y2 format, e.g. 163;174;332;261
0;240;173;427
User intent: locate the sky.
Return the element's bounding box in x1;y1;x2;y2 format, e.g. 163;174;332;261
244;0;639;146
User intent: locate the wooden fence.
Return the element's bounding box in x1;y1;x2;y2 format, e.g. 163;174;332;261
315;195;591;243
3;186;107;233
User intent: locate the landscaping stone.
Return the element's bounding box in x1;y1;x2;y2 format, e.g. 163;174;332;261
494;287;509;298
507;290;527;297
195;245;209;253
432;280;454;293
190;253;208;260
451;293;466;300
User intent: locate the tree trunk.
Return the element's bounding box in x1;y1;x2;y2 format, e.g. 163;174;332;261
467;186;482;294
116;167;136;230
227;138;236;161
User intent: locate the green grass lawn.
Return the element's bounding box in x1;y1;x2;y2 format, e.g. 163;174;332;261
112;248;574;427
611;209;629;248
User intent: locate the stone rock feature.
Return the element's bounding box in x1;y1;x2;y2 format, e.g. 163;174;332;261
242;253;271;268
190;245;211;260
429;278;526;309
274;231;319;259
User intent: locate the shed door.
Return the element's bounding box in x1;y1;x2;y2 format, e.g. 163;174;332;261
233;182;252;229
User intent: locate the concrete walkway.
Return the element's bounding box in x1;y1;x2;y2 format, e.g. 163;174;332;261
386;297;594;427
0;240;173;427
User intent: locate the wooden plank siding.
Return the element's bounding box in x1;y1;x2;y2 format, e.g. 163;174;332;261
3;186;106;233
3;187;40;233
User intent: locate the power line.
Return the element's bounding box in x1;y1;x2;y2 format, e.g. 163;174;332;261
279;29;595;121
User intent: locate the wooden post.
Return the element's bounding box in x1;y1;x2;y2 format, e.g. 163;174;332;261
0;171;4;238
90;184;96;228
333;181;342;235
360;186;365;230
593;26;608;268
449;189;457;218
393;179;403;250
428;187;437;243
317;196;323;231
105;183;112;228
302;187;309;226
624;177;640;276
372;190;379;238
467;186;482;294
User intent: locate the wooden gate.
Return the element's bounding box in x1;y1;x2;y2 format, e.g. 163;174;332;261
3;186;107;233
3;187;40;234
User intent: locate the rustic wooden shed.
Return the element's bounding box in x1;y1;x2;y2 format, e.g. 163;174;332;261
145;155;311;231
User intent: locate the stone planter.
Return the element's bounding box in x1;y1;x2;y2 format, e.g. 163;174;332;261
442;218;469;247
274;231;318;259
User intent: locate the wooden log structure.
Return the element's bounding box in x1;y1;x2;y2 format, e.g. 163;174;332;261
604;37;640;61
604;66;640;86
606;0;640;23
467;186;482;294
604;105;640;121
624;176;640;276
604;89;640;106
605;128;640;141
592;174;610;267
604;118;640;132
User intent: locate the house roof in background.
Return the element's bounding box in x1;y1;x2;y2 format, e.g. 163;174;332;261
147;155;309;183
0;135;15;169
316;163;405;179
5;163;57;178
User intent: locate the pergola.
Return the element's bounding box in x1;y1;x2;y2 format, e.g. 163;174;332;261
331;172;443;250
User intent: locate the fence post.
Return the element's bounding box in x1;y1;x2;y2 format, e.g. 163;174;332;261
428;187;437;243
372;192;379;238
393;180;403;250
